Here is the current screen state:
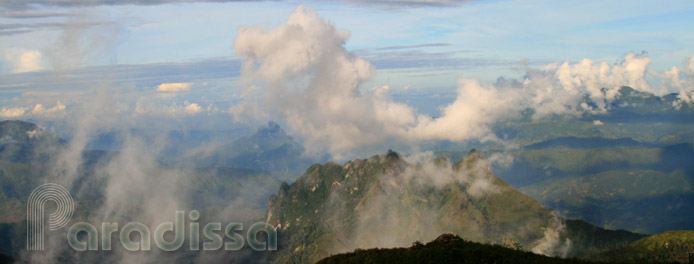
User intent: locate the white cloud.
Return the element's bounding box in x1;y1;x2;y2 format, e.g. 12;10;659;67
233;5;416;157
0;107;28;118
593;120;604;125
134;97;208;117
0;102;66;118
410;78;521;141
156;82;193;92
31;102;66;116
231;6;691;158
3;48;45;73
184;102;203;114
662;55;694;103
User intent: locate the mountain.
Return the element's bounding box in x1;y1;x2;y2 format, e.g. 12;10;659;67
562;219;646;258
492;87;694;148
0;120;282;261
318;233;606;264
600;86;694;122
596;230;694;263
504;143;694;234
0;120;65;163
264;149;642;263
191;121;320;181
524;137;655;150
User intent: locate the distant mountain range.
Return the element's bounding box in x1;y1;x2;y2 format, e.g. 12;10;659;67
0;120;65;163
500;142;694;234
1;84;692;264
493;86;694;147
477;86;694;235
187;121;322;181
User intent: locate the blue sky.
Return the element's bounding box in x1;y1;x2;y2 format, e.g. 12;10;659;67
2;0;693;77
1;0;694;156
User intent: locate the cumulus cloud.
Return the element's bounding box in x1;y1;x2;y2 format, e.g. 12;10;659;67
134;98;210;116
184;101;203;114
232;6;686;158
409;78;521;141
156;82;193;92
31;101;66;116
0;106;28;118
233;5;416;157
0;102;66;118
6;7;685;161
536;52;656;112
662;55;694;104
3;48;45;73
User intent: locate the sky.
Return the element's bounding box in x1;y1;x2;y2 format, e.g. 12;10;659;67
1;0;694;157
2;1;693;79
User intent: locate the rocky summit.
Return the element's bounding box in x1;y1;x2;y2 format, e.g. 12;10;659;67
265;149;578;263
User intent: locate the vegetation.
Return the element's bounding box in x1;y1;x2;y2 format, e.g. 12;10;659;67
563;219;646;258
0;120;281;260
513;144;694;234
318;233;613;264
596;231;694;263
265;149;644;263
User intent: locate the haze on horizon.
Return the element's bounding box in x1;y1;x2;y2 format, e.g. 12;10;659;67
0;0;693;158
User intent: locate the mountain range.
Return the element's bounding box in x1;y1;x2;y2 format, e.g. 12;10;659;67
0;84;693;263
264;149;645;263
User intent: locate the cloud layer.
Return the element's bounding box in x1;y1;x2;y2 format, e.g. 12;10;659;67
232;6;692;158
0;0;476;10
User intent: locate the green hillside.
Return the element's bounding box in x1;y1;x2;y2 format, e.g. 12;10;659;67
597;230;694;263
631;231;694;251
265;149;642;263
511;144;694;234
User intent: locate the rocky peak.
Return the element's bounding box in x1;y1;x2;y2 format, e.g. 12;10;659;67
385;149;400;159
434;233;463;245
466;148;484;160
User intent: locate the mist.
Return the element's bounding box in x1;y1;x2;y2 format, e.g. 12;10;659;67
232;5;694;160
1;2;692;263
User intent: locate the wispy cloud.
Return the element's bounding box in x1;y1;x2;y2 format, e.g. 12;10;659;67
156;82;193;92
0;102;65;118
0;22;63;36
0;0;479;10
356;48;521;71
370;43;452;51
1;11;71;19
0;58;240;93
343;0;478;8
0;0;268;10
